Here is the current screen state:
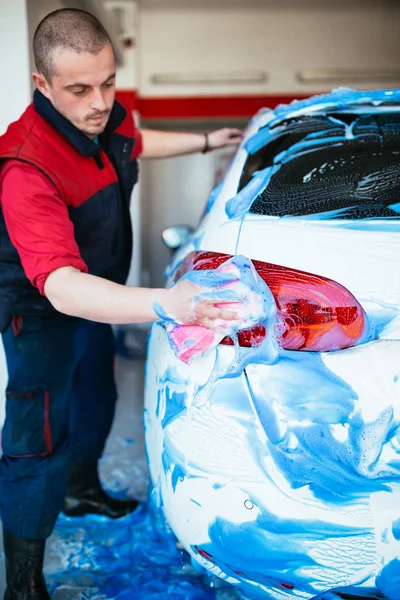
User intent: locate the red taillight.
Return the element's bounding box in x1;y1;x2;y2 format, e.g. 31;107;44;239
174;251;366;352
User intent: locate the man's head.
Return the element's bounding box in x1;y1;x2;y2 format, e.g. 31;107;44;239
33;9;116;138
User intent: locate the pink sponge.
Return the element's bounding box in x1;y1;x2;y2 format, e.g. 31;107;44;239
163;256;270;363
167;325;218;364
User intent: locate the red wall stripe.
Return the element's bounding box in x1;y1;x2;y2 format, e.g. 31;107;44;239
115;90;140;113
115;90;312;120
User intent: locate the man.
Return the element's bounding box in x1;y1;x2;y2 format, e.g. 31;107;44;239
0;8;243;600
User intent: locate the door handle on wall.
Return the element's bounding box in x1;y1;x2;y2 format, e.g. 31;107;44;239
150;70;269;85
297;68;400;84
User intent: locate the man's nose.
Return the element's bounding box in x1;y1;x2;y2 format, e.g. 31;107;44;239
91;90;107;112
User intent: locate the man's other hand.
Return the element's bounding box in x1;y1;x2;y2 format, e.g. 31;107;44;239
208;128;243;151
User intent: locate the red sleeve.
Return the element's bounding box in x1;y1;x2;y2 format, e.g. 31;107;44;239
0;160;88;295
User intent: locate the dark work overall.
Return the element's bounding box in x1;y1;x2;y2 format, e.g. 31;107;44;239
1;317;116;538
0;89;139;539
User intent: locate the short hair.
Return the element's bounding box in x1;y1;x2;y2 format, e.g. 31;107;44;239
33;8;113;81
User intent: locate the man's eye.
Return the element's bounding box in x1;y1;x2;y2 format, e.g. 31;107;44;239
72;89;86;96
102;82;114;89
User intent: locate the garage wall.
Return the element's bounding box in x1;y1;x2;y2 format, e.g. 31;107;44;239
138;0;400;99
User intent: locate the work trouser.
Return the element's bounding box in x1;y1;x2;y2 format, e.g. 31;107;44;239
0;316;117;539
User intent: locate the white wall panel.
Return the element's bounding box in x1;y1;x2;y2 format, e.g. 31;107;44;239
104;0;139;89
0;0;31;135
138;2;400;97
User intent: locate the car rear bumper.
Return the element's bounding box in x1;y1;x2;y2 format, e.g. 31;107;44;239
145;323;400;598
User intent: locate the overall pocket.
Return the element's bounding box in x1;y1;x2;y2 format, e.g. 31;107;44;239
1;385;53;457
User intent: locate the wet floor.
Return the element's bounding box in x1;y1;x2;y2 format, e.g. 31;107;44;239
0;345;244;599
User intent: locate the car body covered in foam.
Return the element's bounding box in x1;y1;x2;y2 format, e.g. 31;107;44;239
145;89;400;600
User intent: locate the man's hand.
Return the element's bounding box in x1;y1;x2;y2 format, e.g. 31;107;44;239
207;127;243;151
161;279;240;330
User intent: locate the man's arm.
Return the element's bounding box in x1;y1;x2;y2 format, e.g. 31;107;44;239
44;267;237;328
140;127;243;159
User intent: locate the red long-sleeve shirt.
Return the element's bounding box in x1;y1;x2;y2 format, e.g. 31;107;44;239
0;132;142;295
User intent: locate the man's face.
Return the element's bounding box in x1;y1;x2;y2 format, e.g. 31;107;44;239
33;43;116;139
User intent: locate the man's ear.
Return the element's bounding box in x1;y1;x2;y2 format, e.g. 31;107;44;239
32;72;51;99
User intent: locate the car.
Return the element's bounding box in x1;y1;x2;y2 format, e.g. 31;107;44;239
144;88;400;600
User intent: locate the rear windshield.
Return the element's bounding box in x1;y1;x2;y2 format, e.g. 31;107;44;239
242;112;400;219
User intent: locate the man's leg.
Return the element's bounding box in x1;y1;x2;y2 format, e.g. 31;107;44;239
69;321;117;463
0;316;80;599
63;321;138;518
